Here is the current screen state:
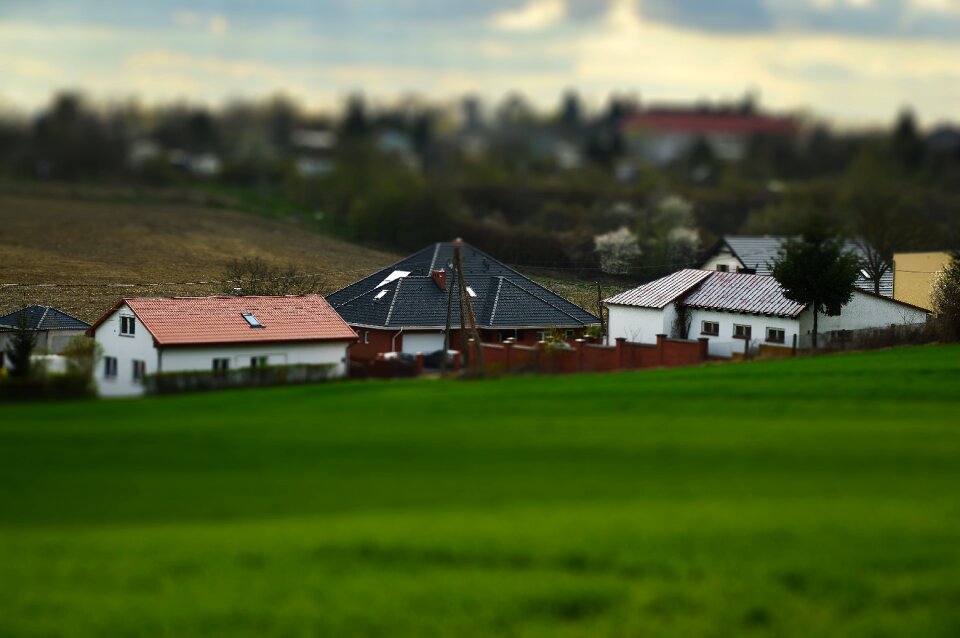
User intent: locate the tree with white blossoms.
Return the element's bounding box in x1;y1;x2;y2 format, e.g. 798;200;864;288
635;195;701;274
594;226;641;275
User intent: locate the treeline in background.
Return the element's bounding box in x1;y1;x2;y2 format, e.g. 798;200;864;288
1;91;958;279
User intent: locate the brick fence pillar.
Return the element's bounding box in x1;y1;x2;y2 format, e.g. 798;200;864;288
697;337;709;361
615;337;626;370
504;341;514;373
656;334;667;365
415;353;424;375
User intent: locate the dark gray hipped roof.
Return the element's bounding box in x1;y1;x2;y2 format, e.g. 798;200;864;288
327;242;600;329
0;305;91;331
711;236;894;297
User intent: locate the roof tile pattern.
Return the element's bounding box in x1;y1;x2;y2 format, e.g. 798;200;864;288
682;272;806;318
327;243;599;329
0;305;90;331
604;269;712;309
115;295;356;346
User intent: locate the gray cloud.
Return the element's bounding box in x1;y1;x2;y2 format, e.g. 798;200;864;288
638;0;960;39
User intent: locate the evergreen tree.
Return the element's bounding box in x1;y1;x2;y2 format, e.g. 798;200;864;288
772;221;861;348
4;314;37;378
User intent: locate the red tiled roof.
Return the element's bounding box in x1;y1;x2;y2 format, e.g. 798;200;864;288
93;295;357;346
604;269;713;309
625;112;796;135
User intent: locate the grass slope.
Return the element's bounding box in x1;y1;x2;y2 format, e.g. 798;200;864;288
2;346;960;637
0;195;396;321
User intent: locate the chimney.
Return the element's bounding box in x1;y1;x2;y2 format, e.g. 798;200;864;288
431;269;447;290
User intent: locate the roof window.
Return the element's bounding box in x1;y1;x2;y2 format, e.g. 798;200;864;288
374;289;388;302
376;270;411;288
466;286;477;298
242;313;264;328
860;269;872;279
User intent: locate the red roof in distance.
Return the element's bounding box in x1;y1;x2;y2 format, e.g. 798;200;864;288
92;295;357;346
625;111;796;136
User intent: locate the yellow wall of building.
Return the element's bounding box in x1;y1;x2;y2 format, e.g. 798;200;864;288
893;252;953;311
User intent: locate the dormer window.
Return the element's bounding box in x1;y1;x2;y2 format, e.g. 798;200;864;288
242;313;264;328
120;315;136;336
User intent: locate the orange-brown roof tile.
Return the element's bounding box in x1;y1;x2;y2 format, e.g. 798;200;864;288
99;295;357;346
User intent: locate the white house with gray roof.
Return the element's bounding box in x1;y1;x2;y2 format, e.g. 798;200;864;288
606;269;928;358
701;236;894;297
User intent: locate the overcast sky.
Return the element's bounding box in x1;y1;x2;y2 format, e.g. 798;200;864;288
1;0;958;125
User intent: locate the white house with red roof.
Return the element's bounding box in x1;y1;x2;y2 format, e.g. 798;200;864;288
605;270;929;358
90;295;357;397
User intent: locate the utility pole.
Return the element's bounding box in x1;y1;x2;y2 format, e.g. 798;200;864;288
453;239;484;373
596;281;604;339
441;256;454;376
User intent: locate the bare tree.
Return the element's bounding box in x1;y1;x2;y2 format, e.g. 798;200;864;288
221;257;324;296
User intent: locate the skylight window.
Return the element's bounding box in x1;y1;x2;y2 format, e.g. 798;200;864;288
376;270;411;288
242;313;264;328
466;286;477;298
860;269;872;279
374;289;388;301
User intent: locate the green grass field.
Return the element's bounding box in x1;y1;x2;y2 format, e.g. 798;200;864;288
2;346;959;637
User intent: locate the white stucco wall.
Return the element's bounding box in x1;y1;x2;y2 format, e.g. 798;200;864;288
688;309;800;358
161;342;347;375
401;331;444;355
701;252;744;272
606;304;671;344
798;291;928;336
94;303;350;397
94;304;159;397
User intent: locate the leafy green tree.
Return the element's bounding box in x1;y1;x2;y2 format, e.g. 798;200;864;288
772;221;861;348
4;314;37;378
932;253;960;342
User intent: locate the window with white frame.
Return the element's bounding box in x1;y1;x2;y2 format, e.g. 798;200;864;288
213;358;229;374
536;331;546;342
565;329;575;339
766;327;786;344
120;315;136;336
104;356;118;378
132;360;146;383
733;324;752;339
701;320;719;336
250;356;268;368
364;330;370;344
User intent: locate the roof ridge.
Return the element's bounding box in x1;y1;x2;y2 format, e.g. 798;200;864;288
385;278;402;326
489;276;505;324
36;306;51;329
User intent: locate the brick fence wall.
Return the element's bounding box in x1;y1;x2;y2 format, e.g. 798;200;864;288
474;334;709;376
